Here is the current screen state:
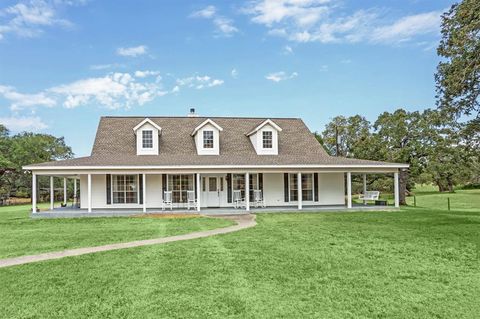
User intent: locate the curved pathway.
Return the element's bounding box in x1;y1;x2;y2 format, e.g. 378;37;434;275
0;214;256;269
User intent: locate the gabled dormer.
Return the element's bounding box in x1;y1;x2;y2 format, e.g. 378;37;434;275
246;119;282;155
191;119;223;155
133;118;162;155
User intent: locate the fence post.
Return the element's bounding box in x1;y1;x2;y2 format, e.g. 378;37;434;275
448;197;450;211
413;196;416;207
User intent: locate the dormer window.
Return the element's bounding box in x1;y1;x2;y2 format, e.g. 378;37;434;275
246;119;282;155
133;118;162;155
203;130;214;149
191;119;223;155
262;131;273;149
142;130;153;149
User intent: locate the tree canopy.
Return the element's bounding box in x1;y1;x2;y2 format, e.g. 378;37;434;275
436;0;480;119
0;128;73;197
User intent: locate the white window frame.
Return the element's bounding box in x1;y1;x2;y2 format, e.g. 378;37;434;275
288;173;314;202
111;174;139;204
142;130;153;149
203;130;214;149
262;131;273;149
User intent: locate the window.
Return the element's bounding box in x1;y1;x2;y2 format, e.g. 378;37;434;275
142;130;153;149
289;174;313;201
232;174;258;199
112;175;138;204
203;130;214;148
289;174;298;202
262;131;273;149
167;174;194;203
302;174;313;201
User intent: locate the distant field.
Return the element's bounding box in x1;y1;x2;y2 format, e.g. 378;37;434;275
407;185;480;212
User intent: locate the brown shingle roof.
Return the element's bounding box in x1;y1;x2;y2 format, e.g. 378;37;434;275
27;116;407;168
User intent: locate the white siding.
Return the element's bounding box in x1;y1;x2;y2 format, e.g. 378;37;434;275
318;173;345;205
263;173;285;206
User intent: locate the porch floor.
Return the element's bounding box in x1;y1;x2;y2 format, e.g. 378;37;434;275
32;204;397;218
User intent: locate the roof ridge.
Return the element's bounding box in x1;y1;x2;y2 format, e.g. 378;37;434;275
101;115;302;120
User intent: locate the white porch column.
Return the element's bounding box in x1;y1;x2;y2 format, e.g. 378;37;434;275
73;177;77;205
297;172;302;210
32;173;37;213
347;172;352;208
87;173;92;213
142;173;147;213
196;173;201;212
394;171;400;208
245;172;250;211
50;176;54;210
63;177;67;205
363;174;367;205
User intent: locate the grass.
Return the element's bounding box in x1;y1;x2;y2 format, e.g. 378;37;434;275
0;204;233;259
0;190;479;318
406;184;480;212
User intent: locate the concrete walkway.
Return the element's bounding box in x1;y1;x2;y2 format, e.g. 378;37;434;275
0;214;256;269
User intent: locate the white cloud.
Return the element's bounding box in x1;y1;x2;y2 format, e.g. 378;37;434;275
282;45;293;54
134;70;160;78
244;0;331;27
371;11;442;44
190;5;216;18
90;63;124;70
231;68;238;78
190;5;238;37
0;85;56;110
0;116;48;132
265;71;298;82
49;72;165;109
0;0;83;40
116;45;148;57
0;71;223;111
176;75;224;89
243;1;442;46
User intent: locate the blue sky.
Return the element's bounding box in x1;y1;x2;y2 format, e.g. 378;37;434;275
0;0;455;156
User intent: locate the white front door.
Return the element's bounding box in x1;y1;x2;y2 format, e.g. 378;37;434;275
206;176;220;207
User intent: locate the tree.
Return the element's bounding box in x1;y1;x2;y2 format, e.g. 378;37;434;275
436;0;480;119
321;115;371;157
0;130;73;197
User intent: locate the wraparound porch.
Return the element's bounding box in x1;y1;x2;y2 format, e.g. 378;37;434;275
29;168;401;214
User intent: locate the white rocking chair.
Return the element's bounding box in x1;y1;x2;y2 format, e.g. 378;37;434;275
162;191;173;210
233;190;245;209
187;190;197;210
253;190;266;208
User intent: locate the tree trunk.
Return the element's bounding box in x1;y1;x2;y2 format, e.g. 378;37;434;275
399;169;408;205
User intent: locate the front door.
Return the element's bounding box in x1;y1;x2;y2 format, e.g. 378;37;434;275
206;176;221;207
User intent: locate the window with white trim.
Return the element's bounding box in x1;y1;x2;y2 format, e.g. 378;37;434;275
203;130;214;148
289;174;313;201
112;175;138;204
262;131;273;149
142;130;153;149
232;174;258;199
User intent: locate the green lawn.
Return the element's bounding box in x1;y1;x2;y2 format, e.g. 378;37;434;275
0;192;479;318
406;185;480;212
0;204;233;259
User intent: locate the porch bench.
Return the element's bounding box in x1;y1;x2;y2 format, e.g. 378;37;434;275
358;191;380;204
